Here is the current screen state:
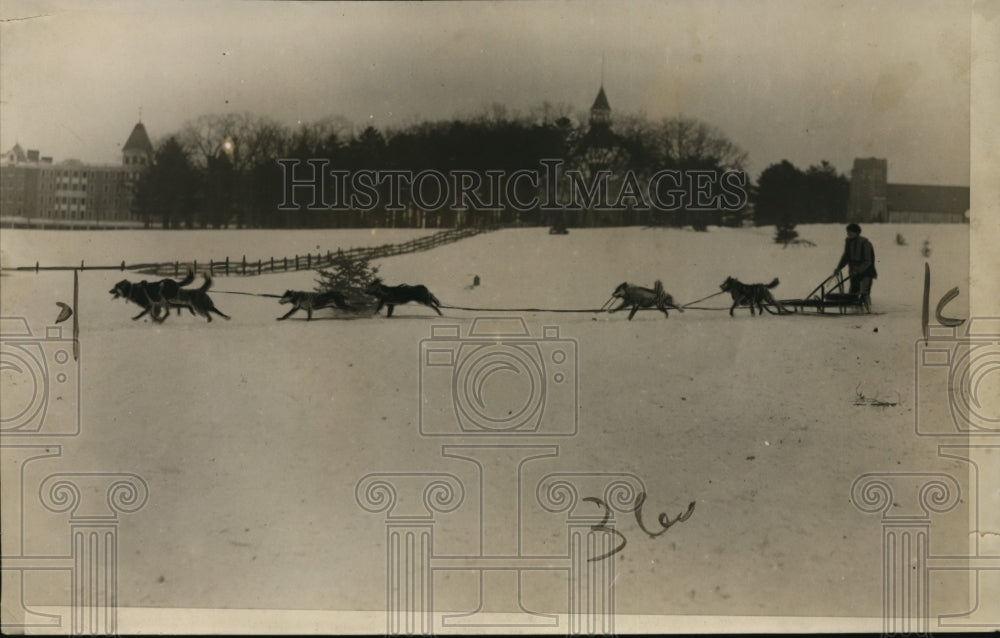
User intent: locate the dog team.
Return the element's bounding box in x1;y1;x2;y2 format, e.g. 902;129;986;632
109;270;786;323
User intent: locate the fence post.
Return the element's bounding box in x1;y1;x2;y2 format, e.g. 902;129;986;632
174;261;179;276
225;256;230;276
257;259;262;275
122;261;127;272
210;259;215;275
242;255;246;275
270;257;274;272
295;255;299;270
194;259;197;274
307;254;311;269
283;257;287;271
36;261;39;273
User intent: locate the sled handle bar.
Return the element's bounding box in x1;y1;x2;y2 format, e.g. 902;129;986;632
805;269;846;300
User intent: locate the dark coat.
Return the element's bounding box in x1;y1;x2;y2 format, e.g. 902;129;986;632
837;236;877;279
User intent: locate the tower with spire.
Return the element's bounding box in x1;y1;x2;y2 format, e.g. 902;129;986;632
589;54;612;130
589;85;612;129
122;121;154;168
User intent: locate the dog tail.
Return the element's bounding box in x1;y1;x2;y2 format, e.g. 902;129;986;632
766;277;780;289
199;273;213;292
178;270;196;287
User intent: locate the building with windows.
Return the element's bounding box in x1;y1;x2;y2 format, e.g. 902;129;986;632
0;122;153;227
847;157;969;223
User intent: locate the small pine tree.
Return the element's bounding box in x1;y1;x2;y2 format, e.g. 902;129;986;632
315;251;380;309
774;220;799;244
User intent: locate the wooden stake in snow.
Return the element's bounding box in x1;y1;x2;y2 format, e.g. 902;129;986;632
921;262;930;342
73;269;80;361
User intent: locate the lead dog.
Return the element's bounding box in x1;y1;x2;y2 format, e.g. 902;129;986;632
365;278;442;317
277;289;351;320
109;270;195;322
609;281;683;320
719;276;786;316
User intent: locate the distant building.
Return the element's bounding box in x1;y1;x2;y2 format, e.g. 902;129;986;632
0;122;153;226
847;157;968;223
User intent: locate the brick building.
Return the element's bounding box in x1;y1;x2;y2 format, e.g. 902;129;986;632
0;122;153;226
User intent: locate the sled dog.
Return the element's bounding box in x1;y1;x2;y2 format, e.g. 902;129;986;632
364;278;442;317
719;276;786;316
109;270;195;322
277;289;351;320
173;273;231;322
609;281;683;320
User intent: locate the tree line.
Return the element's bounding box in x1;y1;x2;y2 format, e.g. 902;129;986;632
134;108;848;229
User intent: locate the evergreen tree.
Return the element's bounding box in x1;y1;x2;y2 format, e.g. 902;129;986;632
774;220;799;244
314;252;381;308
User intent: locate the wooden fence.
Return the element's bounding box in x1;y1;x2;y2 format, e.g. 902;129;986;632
1;226;495;276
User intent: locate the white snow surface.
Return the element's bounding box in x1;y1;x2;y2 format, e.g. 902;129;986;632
0;224;976;625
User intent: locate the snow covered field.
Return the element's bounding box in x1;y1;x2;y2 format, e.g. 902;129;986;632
0;223;979;631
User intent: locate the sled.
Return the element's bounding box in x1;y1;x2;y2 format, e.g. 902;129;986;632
779;270;871;314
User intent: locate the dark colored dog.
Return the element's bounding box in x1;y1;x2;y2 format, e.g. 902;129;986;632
719;276;786;316
609;281;683;320
109;271;195;322
277;289;351;320
365;278;442;317
173;274;230;322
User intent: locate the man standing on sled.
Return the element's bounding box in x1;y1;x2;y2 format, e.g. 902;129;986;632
835;223;877;312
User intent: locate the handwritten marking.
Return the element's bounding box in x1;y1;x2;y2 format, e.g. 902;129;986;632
584;492;696;562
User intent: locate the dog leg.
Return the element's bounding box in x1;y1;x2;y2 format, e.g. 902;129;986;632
609;300;627;314
431;302;442;316
387;304;395;318
627;306;638;320
373;300;385;315
729;303;737;317
210;308;231;320
307;307;313;321
278;306;299;320
132;308;149;321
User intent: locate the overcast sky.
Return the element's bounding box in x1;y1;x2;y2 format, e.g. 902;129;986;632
0;0;972;185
